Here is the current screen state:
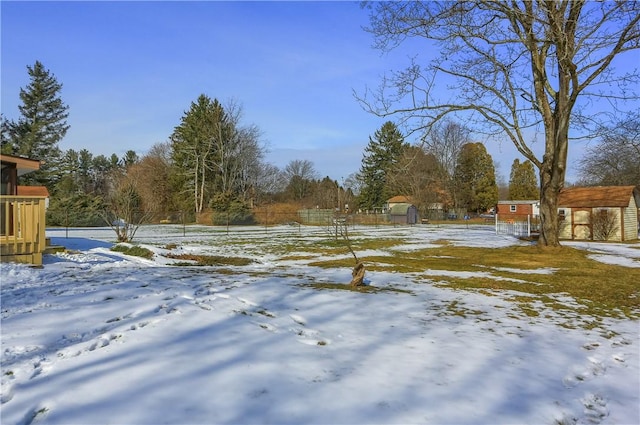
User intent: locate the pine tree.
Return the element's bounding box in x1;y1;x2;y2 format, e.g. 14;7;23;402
171;94;232;214
454;143;498;213
358;121;406;211
1;115;12;154
508;159;539;200
9;61;70;188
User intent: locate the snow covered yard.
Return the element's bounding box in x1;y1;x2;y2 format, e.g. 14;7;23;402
1;224;638;425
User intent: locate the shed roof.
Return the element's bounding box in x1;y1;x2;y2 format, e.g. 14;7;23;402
389;203;415;215
387;195;413;204
16;186;50;197
558;186;639;208
498;200;539;205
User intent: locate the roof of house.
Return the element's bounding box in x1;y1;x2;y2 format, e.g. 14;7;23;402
0;154;42;176
558;186;639;208
16;185;50;197
497;200;539;205
387;195;413;204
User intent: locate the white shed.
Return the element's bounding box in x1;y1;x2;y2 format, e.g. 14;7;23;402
557;186;639;241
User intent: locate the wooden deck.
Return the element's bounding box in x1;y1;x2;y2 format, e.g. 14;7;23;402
0;195;47;266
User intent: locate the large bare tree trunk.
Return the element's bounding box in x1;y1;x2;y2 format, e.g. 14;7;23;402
538;163;563;247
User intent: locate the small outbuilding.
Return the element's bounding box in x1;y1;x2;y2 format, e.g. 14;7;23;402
389;203;419;225
557;186;639;241
496;200;540;220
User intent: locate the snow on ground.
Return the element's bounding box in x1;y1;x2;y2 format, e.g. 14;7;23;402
1;224;638;425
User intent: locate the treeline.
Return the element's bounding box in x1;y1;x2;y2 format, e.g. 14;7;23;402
2;61;637;229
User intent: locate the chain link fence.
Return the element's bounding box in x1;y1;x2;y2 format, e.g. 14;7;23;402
45;205;479;231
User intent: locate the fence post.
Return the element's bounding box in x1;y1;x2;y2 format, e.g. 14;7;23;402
495;213;498;234
527;214;531;237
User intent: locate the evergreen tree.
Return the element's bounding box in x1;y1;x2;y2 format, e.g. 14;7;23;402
508;159;539;200
122;150;139;168
454;143;498;213
171;94;232;214
1;115;13;154
358;121;406;211
8;61;69;188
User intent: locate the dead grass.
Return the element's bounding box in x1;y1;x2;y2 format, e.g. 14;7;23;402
299;281;412;294
310;244;640;319
164;253;253;267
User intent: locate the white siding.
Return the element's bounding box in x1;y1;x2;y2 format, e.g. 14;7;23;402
623;195;639;241
558;208;572;239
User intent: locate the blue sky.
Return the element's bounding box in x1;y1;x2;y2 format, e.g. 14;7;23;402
2;1;628;183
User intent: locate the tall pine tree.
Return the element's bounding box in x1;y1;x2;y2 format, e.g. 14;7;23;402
7;61;70;188
508;159;538;200
453;143;498;213
171;94;232;214
358;121;406;211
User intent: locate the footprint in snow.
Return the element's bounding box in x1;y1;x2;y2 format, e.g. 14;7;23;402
581;393;608;424
237;297;257;306
610;337;632;347
30;359;52;379
1;383;14;404
130;320;151;331
87;334;121;352
611;353;626;364
256;322;278;332
290;314;307;326
291;327;330;346
582;342;600;351
562;356;606;388
19;404;50;425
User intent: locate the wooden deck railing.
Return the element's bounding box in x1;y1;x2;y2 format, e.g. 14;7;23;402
0;195;47;265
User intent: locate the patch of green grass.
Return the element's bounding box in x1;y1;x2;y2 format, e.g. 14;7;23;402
111;244;154;259
164;253;253;267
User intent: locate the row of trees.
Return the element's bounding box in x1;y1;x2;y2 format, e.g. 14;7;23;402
2;49;638;243
355;119;541;217
0;62;360;234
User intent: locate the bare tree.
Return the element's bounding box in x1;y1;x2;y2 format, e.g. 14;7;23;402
255;163;286;202
590;209;619;241
212;100;264;200
577;115;640;187
358;1;640;246
421;119;472;207
283;159;318;200
422;119;471;178
128;142;174;221
385;146;444;216
102;173;152;243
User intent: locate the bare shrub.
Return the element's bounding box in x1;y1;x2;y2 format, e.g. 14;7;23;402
590;209;618;241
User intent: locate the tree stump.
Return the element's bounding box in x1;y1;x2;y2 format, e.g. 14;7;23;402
350;261;366;287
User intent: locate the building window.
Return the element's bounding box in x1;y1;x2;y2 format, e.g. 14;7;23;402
510;205;517;213
558;209;566;222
